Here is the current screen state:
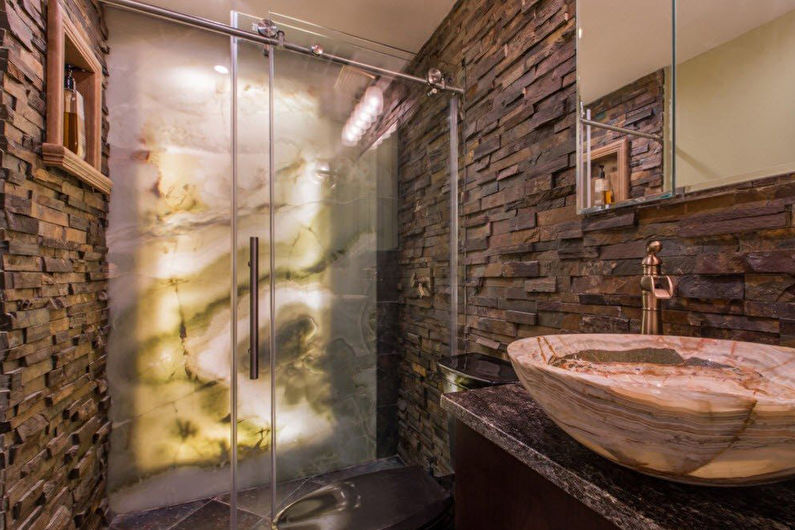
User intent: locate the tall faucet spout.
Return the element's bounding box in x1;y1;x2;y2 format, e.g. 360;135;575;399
640;241;674;335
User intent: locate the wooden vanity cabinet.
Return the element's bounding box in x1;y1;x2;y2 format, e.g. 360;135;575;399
453;421;618;530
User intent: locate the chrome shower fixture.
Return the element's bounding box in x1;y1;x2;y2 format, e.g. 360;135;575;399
97;0;464;94
342;85;384;146
426;68;446;95
311;44;324;56
255;19;279;38
427;68;443;84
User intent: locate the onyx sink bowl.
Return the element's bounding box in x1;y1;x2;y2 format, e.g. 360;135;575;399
507;334;795;486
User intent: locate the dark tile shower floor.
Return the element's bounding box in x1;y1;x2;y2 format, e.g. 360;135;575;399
110;456;406;529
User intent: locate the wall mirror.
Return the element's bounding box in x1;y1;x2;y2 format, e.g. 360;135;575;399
576;0;675;213
577;1;795;214
675;0;795;192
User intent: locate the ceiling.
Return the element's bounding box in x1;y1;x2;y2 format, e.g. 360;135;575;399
121;0;457;54
579;0;795;102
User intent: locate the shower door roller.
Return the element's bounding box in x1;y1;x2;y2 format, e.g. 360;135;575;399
249;236;259;379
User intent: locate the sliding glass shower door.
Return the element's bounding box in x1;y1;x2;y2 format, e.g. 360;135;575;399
231;11;412;520
229;12;274;524
270;14;405;482
231;11;462;525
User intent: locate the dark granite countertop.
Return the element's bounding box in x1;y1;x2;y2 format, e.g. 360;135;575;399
441;384;795;530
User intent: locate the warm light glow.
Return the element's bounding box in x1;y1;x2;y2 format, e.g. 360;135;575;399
342;126;359;146
341;85;384;146
353;113;371;128
213;64;229;74
276;400;334;446
363;86;383;113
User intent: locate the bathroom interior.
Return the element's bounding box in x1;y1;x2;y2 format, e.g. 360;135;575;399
1;0;794;528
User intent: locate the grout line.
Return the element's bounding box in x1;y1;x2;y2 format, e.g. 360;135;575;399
277;478;307;505
213;496;267;520
165;499;212;530
246;516;267;530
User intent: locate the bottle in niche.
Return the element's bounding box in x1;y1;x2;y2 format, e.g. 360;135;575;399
602;165;614;205
593;164;607;207
63;64;86;159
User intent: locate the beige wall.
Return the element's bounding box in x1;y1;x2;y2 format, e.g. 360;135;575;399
676;9;795;190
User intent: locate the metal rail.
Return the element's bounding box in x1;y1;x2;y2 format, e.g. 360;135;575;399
99;0;465;94
581;118;663;143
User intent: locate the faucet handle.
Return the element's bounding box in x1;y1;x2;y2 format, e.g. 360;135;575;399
652;275;675;300
640;274;675;299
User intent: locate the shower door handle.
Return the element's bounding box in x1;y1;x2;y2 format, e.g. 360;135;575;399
249;236;259;379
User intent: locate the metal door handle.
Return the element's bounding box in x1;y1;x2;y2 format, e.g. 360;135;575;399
249;236;259;379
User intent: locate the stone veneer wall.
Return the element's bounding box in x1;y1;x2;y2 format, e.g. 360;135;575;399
0;0;110;528
395;0;795;474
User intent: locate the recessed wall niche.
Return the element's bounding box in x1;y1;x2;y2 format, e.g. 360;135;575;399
44;0;112;193
589;138;629;205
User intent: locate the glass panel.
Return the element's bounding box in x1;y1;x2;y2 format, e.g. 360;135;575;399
270;26;407;513
105;8;234;515
230;11;460;524
231;11;274;523
676;1;795;192
393;75;460;477
576;0;675;213
449;96;461;361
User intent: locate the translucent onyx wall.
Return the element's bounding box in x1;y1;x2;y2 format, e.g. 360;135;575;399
107;9;396;513
106;11;234;513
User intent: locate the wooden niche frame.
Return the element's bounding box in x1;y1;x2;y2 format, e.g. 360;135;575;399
589;138;629;205
43;0;112;194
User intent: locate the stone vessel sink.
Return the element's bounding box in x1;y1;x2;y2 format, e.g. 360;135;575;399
507;334;795;486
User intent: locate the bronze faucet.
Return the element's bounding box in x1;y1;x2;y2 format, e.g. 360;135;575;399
640;241;674;335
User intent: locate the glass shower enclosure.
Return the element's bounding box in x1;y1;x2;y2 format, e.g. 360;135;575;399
105;0;462;525
231;11;462;522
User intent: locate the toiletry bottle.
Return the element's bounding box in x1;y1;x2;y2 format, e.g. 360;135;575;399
600;166;614;204
604;184;614;205
63;64;86;159
593;164;606;207
593;178;606;207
